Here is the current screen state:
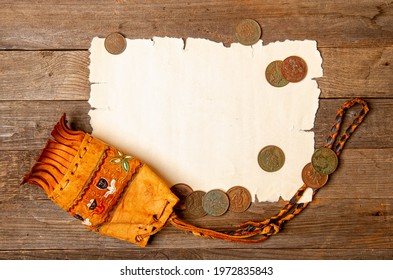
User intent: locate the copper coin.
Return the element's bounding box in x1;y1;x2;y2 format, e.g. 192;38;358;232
234;19;262;46
184;191;207;218
301;162;329;189
265;60;289;87
104;32;127;55
171;183;193;210
311;147;338;175
281;56;308;82
202;189;229;217
227;186;252;213
258;145;285;172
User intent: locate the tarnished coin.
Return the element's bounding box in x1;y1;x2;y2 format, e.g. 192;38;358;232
234;19;262;46
265;60;289;87
258;145;285;172
184;190;207;218
311;147;338;175
301;162;329;189
227;186;252;213
171;183;194;210
104;32;127;55
281;56;308;82
202;189;229;217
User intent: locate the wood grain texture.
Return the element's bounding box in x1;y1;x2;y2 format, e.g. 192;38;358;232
0;197;391;250
2;148;392;202
1;148;391;252
0;51;90;101
0;48;392;101
0;99;391;150
318;47;393;98
1;249;392;260
0;101;91;150
0;0;392;50
0;0;392;260
314;99;393;149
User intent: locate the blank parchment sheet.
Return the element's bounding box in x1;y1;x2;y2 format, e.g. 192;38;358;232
89;37;323;202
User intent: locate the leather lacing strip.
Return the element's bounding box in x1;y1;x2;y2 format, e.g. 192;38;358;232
169;98;370;243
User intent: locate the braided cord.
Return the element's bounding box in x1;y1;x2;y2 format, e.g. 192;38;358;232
325;98;369;155
170;98;370;243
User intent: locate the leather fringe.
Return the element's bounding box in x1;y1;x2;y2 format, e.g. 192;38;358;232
21;114;85;196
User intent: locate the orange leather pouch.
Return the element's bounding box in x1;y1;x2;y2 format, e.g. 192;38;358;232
22;114;178;247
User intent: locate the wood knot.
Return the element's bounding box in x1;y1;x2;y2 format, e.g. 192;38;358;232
373;211;384;216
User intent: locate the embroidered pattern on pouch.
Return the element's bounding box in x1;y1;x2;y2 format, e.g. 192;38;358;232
67;146;142;229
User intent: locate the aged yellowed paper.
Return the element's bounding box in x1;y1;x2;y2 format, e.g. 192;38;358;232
89;37;322;202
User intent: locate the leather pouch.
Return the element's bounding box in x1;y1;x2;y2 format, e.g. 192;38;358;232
22;114;179;247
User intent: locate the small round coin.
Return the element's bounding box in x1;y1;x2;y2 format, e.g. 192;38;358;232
301;162;329;189
184;190;207;219
171;183;194;211
202;189;230;217
234;19;262;46
258;145;285;172
104;32;127;55
311;147;339;175
281;56;308;83
227;186;252;213
265;60;289;87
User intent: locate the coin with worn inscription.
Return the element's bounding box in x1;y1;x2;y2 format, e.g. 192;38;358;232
258;145;285;172
301;162;329;189
281;56;308;82
104;32;127;55
184;190;207;218
227;186;252;213
311;147;338;175
202;189;230;217
234;19;262;46
171;183;194;211
265;60;289;87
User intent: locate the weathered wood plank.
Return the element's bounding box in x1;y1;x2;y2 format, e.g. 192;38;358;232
0;47;392;101
2;148;392;202
0;197;391;250
314;99;393;149
2;147;392;250
0;101;92;150
0;0;392;49
1;248;391;260
318;47;393;98
0;99;391;150
0;51;90;101
2;146;391;251
0;0;391;262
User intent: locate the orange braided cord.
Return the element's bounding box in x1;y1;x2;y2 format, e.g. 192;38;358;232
170;98;370;243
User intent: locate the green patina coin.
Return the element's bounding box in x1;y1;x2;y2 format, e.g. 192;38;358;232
265;60;289;87
311;147;339;175
202;189;229;217
258;145;285;172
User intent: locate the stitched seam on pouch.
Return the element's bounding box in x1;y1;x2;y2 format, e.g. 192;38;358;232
68;148;109;212
96;162;144;232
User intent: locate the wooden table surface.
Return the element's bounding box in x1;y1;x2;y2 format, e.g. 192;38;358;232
1;0;392;260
